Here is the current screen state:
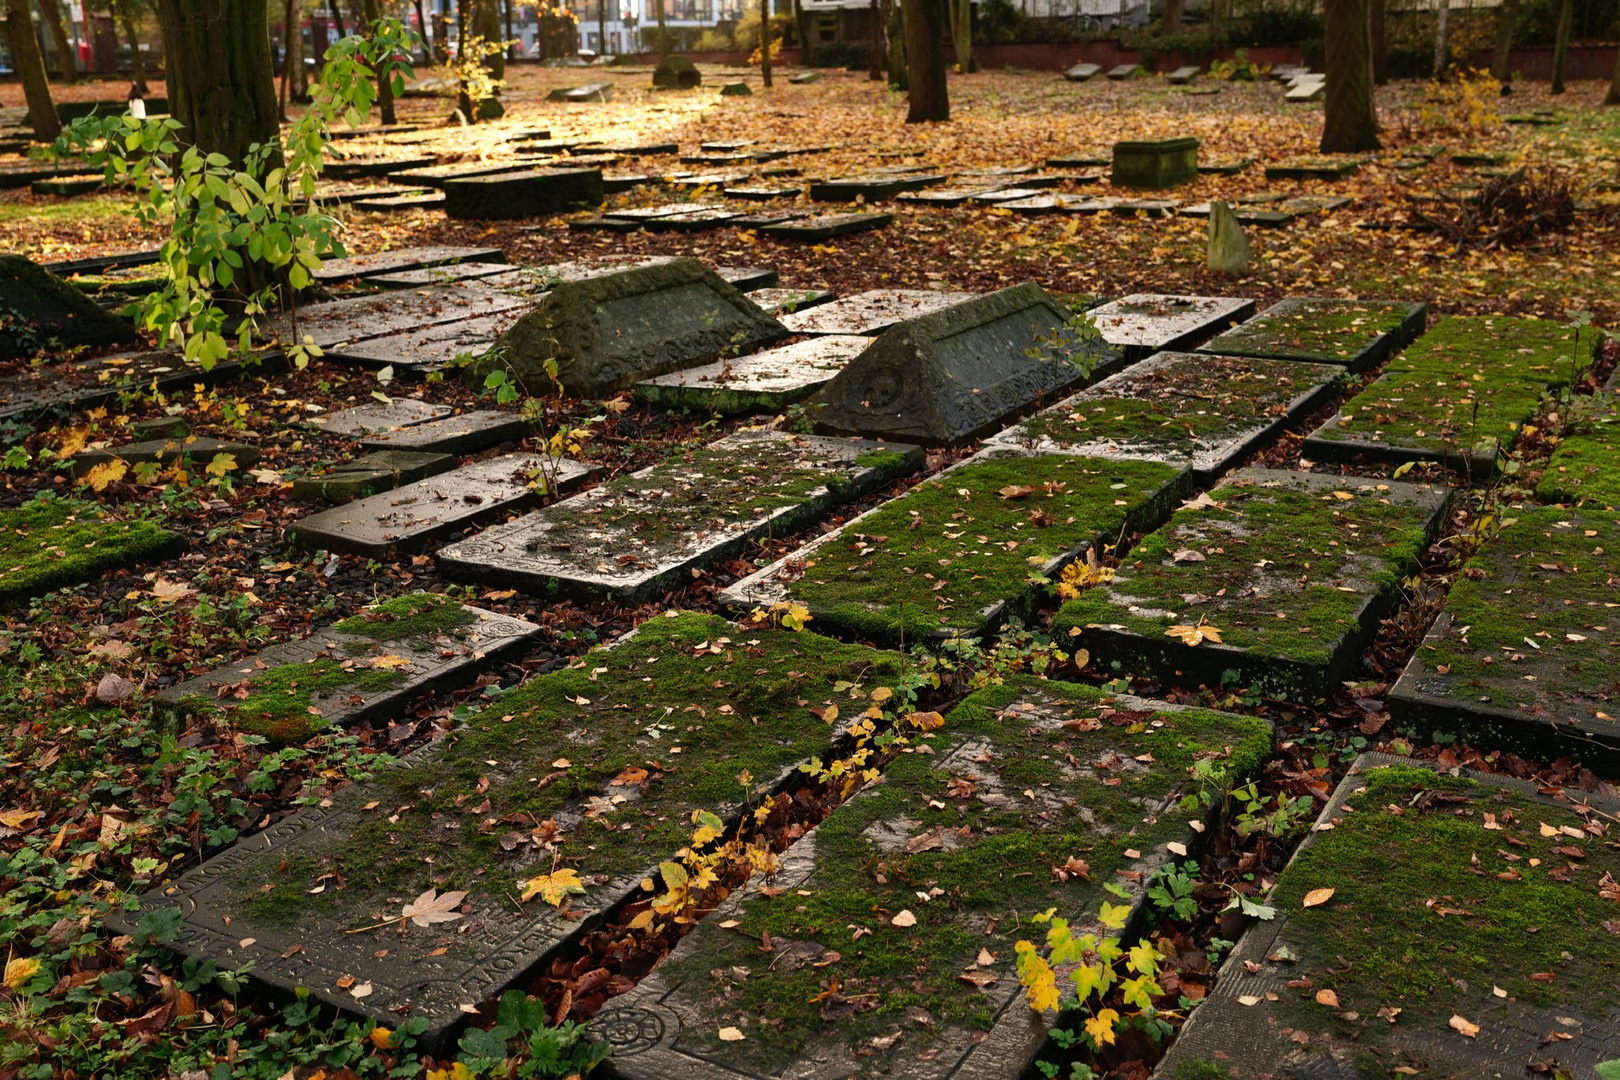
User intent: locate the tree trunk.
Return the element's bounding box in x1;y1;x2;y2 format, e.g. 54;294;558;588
456;0;471;114
654;0;666;55
413;0;429;62
902;0;946;122
596;0;604;57
1606;35;1620;103
1490;0;1517;81
1320;0;1378;153
476;0;501;78
156;0;281;170
1369;0;1387;83
1163;0;1184;33
329;0;344;38
279;0;294;117
4;0;59;139
794;0;810;65
35;0;76;79
1549;0;1571;93
868;0;882;78
887;0;905;89
115;0;149;92
359;0;396;123
759;0;772;85
948;0;970;72
1432;0;1449;77
503;0;513;59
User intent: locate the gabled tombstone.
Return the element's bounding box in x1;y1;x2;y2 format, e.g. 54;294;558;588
483;257;787;397
806;283;1120;446
0;255;136;360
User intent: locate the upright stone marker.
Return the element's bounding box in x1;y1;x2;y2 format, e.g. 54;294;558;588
1198;297;1427;373
652;55;702;87
807;284;1120;446
1112;138;1198;188
435;429;920;602
601;677;1271;1080
1206;200;1252;274
1085;294;1254;358
484;258;787;397
0;254;137;359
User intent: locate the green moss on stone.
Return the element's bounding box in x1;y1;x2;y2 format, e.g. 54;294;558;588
230;658;408;742
854;449;907;471
0;494;177;603
333;591;478;644
1201;299;1420;364
1536;403;1620;509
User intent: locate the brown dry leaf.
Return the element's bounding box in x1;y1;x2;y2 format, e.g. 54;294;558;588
1171;547;1207;563
0;809;41;831
717;1026;746;1042
400;888;467;927
891;909;917;928
96;673;137;703
997;485;1035;500
1301;888;1336;909
957;969;997;988
612;766;650;786
1449;1014;1480;1038
1316;989;1340;1008
57;426;90;459
1377;1006;1402;1023
147;577;197;603
370;654;413;670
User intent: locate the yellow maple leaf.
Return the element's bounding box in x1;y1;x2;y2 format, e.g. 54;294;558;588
205;452;238;478
1083;1008;1120;1046
1165;623;1223;646
520;868;587;906
370;654;413;671
83;459;128;493
57;426;90;459
3;956;40;990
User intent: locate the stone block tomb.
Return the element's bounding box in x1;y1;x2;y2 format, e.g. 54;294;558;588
1111;138;1199;189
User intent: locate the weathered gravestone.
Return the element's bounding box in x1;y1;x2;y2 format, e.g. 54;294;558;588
1166;65;1201;83
269;286;526;350
1063;62;1102;81
742;287;834;315
1053;469;1451;702
481;258;787;397
1001;193;1114;215
363;262;523;288
111;612;904;1050
352;192;446;212
31;176;103;196
312;246;504;284
312;399;452;437
435;429;920;602
1303;314;1579;477
634;334;868;413
778;289;973;336
807;284;1119;446
0;495;181;604
154;593;540;741
641;209;745;233
723;185;800;201
756;212;893;241
326;155;434;181
981;352;1341;482
1387;508;1620;770
1197;297;1428;373
355;410;531;455
896;186;1001;208
788;70;821;83
386;162;543;188
290;453;598;557
69;435;261;478
598;677;1271;1079
292;450;457;503
719;82;752;96
1084;294;1255;359
1264;156;1361;181
652;54;702;87
1156;754;1620;1080
724;452;1188;643
1107;63;1143;79
325;314;521;375
442;168;604;220
0;254;137;360
1206;201;1252;274
1111;138;1199;189
0;349;281;422
809;174;944;201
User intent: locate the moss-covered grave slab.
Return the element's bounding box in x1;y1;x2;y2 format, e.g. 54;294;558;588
356;410;531;455
1197;298;1428;374
0;495;181;604
1054;469;1451;702
1085;294;1255;360
634;335;869;414
291;453;599;558
267;286;526;350
312;246;505;284
1534;370;1619;510
981;352;1343;482
597;677;1272;1078
434;429;920;603
1387;507;1620;770
722;453;1189;644
1303;315;1582;478
155;593;539;741
1156;754;1620;1080
291;450;458;503
779;289;975;337
0;253;138;360
117;613;905;1049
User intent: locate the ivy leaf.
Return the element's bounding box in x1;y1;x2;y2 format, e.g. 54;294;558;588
520;869;586;907
400;887;467;927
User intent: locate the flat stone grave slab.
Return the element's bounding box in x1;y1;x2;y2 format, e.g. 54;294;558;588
601;202;719;221
290;452;598;557
1053;469;1450;702
1157;753;1620;1080
967;187;1049;204
722;185;799;200
1107;63;1142;79
1001;193;1117;215
1197;297;1428;373
1086;294;1255;359
313;246;504;284
363;262;523;287
894;186;999;207
982;352;1342;482
1110;199;1182;216
788;70;820;83
779;288;973;336
356;410;531;455
599;141;678;155
0;349;280;422
479;256;673;294
716;266;779;291
443;168;604;220
0;496;182;604
32;176;103;196
1046;150;1110;167
313;184;429;205
1386;507;1620;768
808;175;942;201
70;435;261;478
1264;156;1362;181
601;173;651;193
668;171;753;189
731;208;812;229
1278;194;1352;214
725;452;1188;643
809;284;1117;446
742;286;834;315
1534;373;1619;509
326;313;520;375
0;254;138;360
1113;137;1198;189
326;155;434;180
352;192;446;212
634;334;868;413
1197;158;1250;175
1063;62;1102;80
115;611;902;1050
292;449;457;503
0;162;99;189
1178;203;1296;227
1166;64;1201;82
269;285;526;350
436;429;919;602
1284;81;1325;102
757;212;892;241
567;215;647;233
563;82;613;101
601;676;1272;1079
154;593;539;740
487;258;787;397
1303;314;1580;477
641;209;745;232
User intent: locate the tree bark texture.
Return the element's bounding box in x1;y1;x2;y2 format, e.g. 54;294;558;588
794;0;811;65
475;0;501;77
1432;0;1449;76
279;0;295;116
359;0;396;123
35;0;76;78
948;0;970;71
503;0;512;59
1490;0;1517;81
1607;37;1620;103
595;0;604;56
759;0;771;85
412;0;429;62
1162;0;1184;34
157;0;282;170
115;0;149;92
887;0;905;89
902;0;946;122
5;0;60;139
1320;0;1379;153
1369;0;1387;82
867;0;882;78
1549;0;1571;93
654;0;667;54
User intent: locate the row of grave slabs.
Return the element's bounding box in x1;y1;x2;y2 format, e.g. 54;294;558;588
47;246;1617;1075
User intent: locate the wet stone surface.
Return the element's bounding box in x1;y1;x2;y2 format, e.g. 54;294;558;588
1197;297;1428;373
267;286;526;350
600;677;1272;1080
1054;469;1452;703
633;335;870;414
291;450;459;503
311;399;453;437
435;429;920;603
1084;294;1256;358
312;246;505;284
778;289;975;337
1158;753;1620;1079
356;410;532;456
325;313;523;375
